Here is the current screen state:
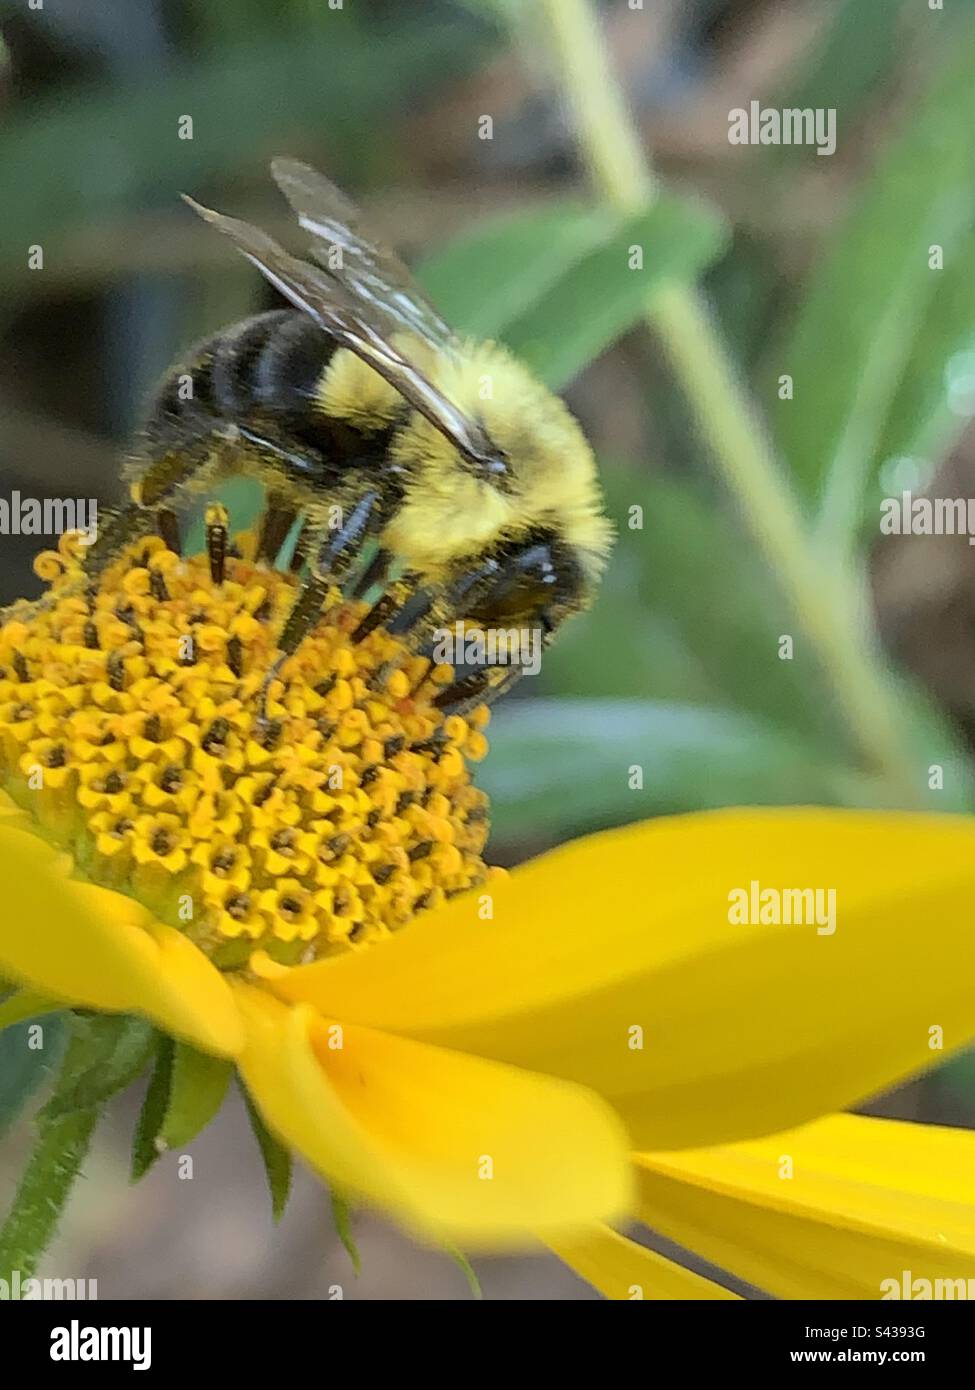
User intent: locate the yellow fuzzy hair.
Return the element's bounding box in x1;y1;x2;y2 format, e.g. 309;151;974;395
315;345;406;434
321;339;612;577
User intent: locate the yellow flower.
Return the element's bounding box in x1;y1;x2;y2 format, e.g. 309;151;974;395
1;532;975;1292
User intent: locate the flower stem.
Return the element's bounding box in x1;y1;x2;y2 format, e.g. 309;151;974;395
0;1108;98;1283
0;1023;102;1281
537;0;919;796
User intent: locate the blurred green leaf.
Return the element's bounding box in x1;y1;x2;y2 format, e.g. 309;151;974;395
871;223;975;482
0;19;491;284
548;468;841;748
479;697;864;843
0;1011;66;1138
503;200;726;390
417;203;617;339
422;196;726;388
771;23;975;535
541;464;975;819
776;0;909;131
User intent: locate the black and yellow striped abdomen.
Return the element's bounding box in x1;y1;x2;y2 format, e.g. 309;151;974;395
140;309;397;485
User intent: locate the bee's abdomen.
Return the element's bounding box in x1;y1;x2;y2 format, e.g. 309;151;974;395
140;311;401;490
144;311;346;449
210;310;299;414
252;311;339;412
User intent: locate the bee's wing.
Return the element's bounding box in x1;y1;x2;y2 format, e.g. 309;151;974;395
183;194;498;469
269;156;455;353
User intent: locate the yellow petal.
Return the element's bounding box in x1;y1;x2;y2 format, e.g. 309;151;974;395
234;982;631;1249
262;810;975;1148
0;823;242;1057
549;1223;740;1300
636;1115;975;1299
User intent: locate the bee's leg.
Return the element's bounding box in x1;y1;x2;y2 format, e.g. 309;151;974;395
288;521;312;574
255;493;298;566
205;503;230;584
432;666;523;715
348;547;392;602
156;507;182;555
424;536;583;712
259;490;380;719
82;443;222;583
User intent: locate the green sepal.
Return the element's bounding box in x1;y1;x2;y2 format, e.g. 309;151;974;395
242;1086;293;1221
131;1035;175;1181
158;1042;233;1150
330;1190;361;1275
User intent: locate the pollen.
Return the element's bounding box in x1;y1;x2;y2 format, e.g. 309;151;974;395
0;529;495;968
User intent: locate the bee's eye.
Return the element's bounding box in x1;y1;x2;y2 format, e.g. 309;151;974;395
465;539;583;626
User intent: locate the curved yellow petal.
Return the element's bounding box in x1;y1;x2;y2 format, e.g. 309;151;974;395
0;823;242;1057
234;982;631;1249
549;1223;740;1300
636;1115;975;1300
261;809;975;1148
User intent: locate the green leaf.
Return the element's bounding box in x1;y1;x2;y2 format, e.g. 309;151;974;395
40;1014;155;1120
871;224;975;481
543;469;838;747
0;1009;67;1139
330;1191;361;1275
157;1043;233;1152
131;1036;175;1182
243;1089;293;1222
0;1016;106;1280
417;203;620;339
478;698;867;842
774;0;909;135
420;196;725;389
501;198;726;390
771;22;975;534
633;476;842;749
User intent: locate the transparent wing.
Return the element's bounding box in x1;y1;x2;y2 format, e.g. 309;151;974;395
183;189;501;472
270;156;456;353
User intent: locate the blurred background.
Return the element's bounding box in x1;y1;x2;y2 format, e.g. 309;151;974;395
3;0;975;1299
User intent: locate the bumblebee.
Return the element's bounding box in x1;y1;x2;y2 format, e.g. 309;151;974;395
86;159;613;711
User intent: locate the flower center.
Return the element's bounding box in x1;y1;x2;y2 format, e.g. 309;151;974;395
0;530;494;969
